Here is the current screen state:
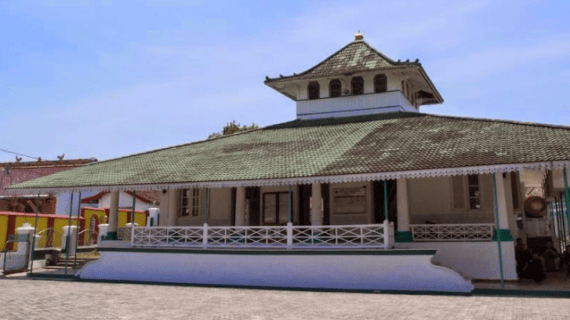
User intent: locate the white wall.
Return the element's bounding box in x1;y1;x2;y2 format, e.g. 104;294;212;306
55;191;97;216
399;241;517;280
80;249;473;293
296;91;416;120
408;175;495;224
205;188;233;226
99;192;154;211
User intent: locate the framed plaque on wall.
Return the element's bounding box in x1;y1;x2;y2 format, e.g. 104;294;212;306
332;187;367;214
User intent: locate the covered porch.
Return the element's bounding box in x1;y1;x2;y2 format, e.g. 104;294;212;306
92;166;565;284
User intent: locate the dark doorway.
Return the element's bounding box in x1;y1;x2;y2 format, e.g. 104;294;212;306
298;185;311;225
230;188;236;226
246;187;261;226
373;180;398;228
322;184;330;225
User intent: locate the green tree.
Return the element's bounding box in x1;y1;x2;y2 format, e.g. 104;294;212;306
208;120;259;139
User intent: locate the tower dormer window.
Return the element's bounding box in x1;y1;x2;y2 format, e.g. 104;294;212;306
329;79;341;98
351;77;364;95
374;74;387;93
308;81;320;100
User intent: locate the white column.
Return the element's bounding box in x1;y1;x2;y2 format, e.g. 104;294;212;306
235;187;246;226
167;189;179;227
396;178;410;231
383;219;392;249
98;224;109;244
494;173;510;228
61;225;78;255
311;183;323;226
125;222;137;244
16;223;35;262
158;190;169;226
107;191;120;236
147;208;160;227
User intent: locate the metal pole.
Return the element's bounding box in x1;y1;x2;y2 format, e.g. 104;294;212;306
73;192;82;269
287;185;293;249
559;195;567;248
555;198;565;249
130;191;136;243
383;180;389;221
204;189;209;224
558;192;570;247
64;193;74;275
492;173;505;288
549;203;559;251
288;185;292;223
131;191;137;224
29;194;40;274
562;168;570;241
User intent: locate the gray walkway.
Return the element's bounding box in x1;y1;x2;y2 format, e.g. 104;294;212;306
1;279;570;319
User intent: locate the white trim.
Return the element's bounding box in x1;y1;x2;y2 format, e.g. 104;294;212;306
7;160;570;194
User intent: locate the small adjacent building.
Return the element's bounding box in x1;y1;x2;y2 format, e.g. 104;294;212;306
9;33;570;292
81;191;160;211
0;159;96;215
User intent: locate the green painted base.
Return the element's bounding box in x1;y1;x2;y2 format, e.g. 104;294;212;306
395;231;413;243
103;231;118;241
493;229;513;242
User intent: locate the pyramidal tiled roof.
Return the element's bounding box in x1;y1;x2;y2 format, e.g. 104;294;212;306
8;112;570;192
265;40;419;83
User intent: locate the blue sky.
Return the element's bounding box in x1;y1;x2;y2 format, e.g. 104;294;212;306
1;0;569;162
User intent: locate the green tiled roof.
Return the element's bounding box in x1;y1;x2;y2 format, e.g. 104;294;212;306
9;112;570;191
265;40;419;83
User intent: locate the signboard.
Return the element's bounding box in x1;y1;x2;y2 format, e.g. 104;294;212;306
332;187;367;215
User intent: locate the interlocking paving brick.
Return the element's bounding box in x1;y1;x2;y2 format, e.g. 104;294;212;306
1;279;570;319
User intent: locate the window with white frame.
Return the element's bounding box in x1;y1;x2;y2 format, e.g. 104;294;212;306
452;175;481;210
467;175;481;209
181;189;201;217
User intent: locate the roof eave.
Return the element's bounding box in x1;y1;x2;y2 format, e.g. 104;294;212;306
416;65;444;104
264;81;297;101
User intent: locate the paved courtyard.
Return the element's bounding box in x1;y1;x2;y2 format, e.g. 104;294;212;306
1;278;570;320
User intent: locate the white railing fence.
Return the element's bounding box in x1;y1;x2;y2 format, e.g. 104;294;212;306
131;223;388;249
410;223;494;241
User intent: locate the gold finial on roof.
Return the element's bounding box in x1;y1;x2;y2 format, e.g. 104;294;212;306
354;30;363;41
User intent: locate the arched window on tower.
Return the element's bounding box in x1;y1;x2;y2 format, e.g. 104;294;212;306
374;74;387;93
351;76;364;95
308;81;320;100
329;79;341;98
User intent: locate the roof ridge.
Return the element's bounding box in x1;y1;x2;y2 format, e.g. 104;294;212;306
425;113;570;130
360;40;417;65
265;40;418;83
265;41;358;83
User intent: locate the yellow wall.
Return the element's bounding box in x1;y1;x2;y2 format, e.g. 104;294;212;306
82;209;107;246
118;211;128;227
134;212;146;226
0;216;7;252
0;208;148;251
52;218;79;248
